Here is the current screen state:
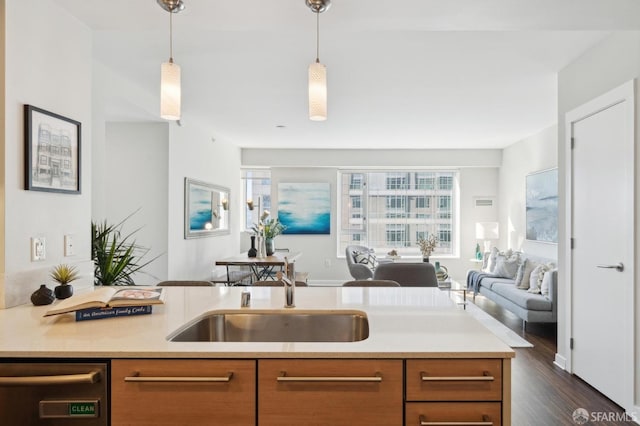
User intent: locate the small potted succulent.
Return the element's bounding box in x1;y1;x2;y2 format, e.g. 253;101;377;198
50;264;79;299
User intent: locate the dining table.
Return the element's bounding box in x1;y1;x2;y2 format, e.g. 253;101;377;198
215;251;302;283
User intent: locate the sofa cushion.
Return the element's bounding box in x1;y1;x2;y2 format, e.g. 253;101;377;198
515;259;539;290
353;250;378;270
493;252;521;279
479;276;518;291
490;283;553;311
528;264;549;294
540;268;556;298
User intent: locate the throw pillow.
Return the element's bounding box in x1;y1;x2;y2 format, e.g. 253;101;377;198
541;268;556;298
493;252;521;279
484;247;500;273
516;259;539;290
528;264;549;294
514;259;527;288
353;250;378;270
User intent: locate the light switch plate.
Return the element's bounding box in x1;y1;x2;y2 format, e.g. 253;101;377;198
64;234;75;256
31;237;46;261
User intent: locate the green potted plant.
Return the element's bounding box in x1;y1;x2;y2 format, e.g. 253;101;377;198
92;212;158;286
50;264;79;299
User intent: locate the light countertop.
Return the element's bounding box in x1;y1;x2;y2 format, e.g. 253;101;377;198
0;287;514;359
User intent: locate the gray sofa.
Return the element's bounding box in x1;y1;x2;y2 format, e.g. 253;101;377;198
467;253;557;329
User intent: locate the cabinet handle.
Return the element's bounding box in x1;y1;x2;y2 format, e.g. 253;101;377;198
0;371;100;386
124;372;233;383
420;371;494;382
277;371;382;382
419;415;493;426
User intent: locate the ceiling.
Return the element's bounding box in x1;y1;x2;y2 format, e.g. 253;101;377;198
51;0;640;149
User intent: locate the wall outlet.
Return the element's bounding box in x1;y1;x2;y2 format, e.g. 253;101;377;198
64;234;75;256
31;237;46;261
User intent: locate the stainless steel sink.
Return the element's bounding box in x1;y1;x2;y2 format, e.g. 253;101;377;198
168;309;369;342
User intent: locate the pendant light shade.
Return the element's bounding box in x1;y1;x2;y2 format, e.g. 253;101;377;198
308;61;327;121
306;0;331;121
158;0;184;121
161;60;181;120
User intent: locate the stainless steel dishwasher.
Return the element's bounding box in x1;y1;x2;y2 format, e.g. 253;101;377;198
0;362;108;425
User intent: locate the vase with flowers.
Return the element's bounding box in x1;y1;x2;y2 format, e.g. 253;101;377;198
251;210;286;256
417;234;439;262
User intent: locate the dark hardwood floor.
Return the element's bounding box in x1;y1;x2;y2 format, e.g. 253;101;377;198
469;295;636;426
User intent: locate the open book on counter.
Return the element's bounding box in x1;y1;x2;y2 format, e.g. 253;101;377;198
44;287;165;318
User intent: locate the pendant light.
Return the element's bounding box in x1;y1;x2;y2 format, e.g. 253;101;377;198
158;0;185;121
306;0;331;121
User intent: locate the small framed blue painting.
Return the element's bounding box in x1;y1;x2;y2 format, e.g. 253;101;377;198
184;178;230;239
278;183;331;235
525;168;558;243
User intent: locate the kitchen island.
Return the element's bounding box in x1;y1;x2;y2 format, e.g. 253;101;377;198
0;286;514;425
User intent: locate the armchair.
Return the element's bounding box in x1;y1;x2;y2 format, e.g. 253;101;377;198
345;245;393;280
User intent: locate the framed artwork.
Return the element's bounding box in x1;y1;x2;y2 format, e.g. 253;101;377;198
24;105;81;194
526;168;558;243
278;182;331;235
184;178;230;239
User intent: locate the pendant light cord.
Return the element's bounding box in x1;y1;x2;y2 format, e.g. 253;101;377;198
169;9;174;63
315;11;320;63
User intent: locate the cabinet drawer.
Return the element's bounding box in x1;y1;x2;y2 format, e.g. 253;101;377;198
405;402;502;426
111;359;255;426
406;359;502;401
259;359;403;426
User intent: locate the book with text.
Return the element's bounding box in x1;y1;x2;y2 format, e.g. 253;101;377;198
44;287;165;317
75;305;153;321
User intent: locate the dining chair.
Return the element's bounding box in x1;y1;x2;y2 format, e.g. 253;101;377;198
157;280;215;286
252;280;308;287
372;262;438;287
342;280;401;287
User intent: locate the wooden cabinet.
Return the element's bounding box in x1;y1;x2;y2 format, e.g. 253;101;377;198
258;359;403;426
110;357;510;426
405;359;509;426
111;359;256;426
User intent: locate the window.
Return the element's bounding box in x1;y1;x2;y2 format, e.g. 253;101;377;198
338;170;458;256
242;169;271;230
415;196;430;208
438;175;453;190
350;174;364;190
415;173;435;190
386;195;406;210
386;173;409;190
386;224;407;247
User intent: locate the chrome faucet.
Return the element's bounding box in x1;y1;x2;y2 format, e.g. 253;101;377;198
277;271;295;308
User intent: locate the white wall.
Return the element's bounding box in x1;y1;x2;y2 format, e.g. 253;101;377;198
103;123;169;285
499;125;558;259
1;0;93;308
558;31;640;411
243;148;501;282
167;123;242;280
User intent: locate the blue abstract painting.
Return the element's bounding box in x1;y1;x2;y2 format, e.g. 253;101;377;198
526;168;558;243
278;183;331;235
189;186;214;231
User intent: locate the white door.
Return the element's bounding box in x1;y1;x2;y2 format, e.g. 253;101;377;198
568;81;634;409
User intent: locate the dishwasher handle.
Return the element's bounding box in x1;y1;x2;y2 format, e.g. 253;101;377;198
0;370;100;387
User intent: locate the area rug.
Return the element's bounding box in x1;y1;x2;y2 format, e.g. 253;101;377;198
463;301;534;348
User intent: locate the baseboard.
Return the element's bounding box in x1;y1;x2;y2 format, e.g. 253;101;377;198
553;353;567;370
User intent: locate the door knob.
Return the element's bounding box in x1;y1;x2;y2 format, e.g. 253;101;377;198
596;263;624;272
